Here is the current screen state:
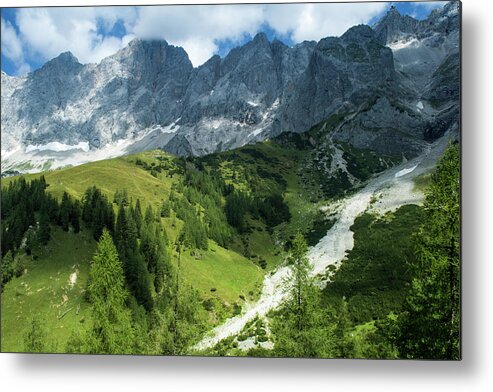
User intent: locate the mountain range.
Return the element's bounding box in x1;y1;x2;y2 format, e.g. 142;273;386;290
1;1;460;174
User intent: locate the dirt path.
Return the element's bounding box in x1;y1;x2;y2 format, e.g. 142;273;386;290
193;134;451;352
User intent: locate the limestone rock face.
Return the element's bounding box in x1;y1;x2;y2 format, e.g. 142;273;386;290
1;2;460;172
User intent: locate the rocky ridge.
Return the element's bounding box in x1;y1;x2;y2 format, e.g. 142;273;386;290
1;2;460;173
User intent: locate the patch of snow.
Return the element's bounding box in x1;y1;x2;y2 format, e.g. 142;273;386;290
248;128;264;138
395;165;418;178
211;118;224;130
262;98;280;121
4;127;158;174
26;141;89;153
159;119;181;134
388;38;420;51
204;117;249;130
1;146;21;160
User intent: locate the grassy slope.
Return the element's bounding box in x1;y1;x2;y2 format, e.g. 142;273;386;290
181;242;263;305
1;227;96;353
2;151;264;319
200;141;323;270
2;151;174;207
2;124;403;352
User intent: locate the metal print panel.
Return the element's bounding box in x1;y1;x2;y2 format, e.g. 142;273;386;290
0;1;461;359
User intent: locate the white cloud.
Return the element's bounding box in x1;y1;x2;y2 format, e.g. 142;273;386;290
412;1;447;11
131;5;264;66
14;7;136;65
2;2;393;72
264;3;389;42
1;17;30;75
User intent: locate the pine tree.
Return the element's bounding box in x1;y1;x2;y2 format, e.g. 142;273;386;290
25;228;38;256
115;203;137;260
133;199;143;234
113;189;129;207
126;250;154;311
23;317;47;353
1;250;15;284
154;227;172;296
140;225;158;273
38;211;51;245
289;233;311;331
334;298;354;358
87;229;134;354
272;232;338;358
160;199;171;218
59;192;71;231
70;200;81;234
397;144;460;359
144;205;155;225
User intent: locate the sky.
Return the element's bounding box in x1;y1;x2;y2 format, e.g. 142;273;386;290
0;1;448;76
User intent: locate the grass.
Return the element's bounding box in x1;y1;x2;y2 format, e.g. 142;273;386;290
160;214;264;306
179;240;263;306
1;227;96;353
413;173;432;192
3;152;175;209
245;220;283;271
3;149;265;314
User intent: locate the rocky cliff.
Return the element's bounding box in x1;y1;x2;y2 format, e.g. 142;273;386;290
1;1;460;173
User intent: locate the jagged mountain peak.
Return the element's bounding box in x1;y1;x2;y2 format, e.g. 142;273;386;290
430;1;459;18
1;3;460;173
373;7;419;44
252;31;269;43
43;51;81;69
31;50;83;79
340;24;376;44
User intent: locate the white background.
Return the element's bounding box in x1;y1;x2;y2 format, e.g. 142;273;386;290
0;0;491;391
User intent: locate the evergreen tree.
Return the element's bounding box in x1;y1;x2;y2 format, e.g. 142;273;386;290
82;186;114;240
115;203;153;311
38;211;51;245
59;192;72;231
272;232;337;358
140;225;158;273
154;227;172;296
70;200;81;234
333;298;354;358
25;228;38;256
23;317;47;353
225;191;249;232
144;205;155;225
160;199;171;218
126;250;154;311
133;199;143;234
289;233;311;331
1;250;15;285
397;144;460;359
113;189;129;207
115;203;137;261
87;229;134;354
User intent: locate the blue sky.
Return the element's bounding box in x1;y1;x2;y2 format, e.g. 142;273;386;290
1;2;448;76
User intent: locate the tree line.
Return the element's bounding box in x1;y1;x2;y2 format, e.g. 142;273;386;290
0;177;207;354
